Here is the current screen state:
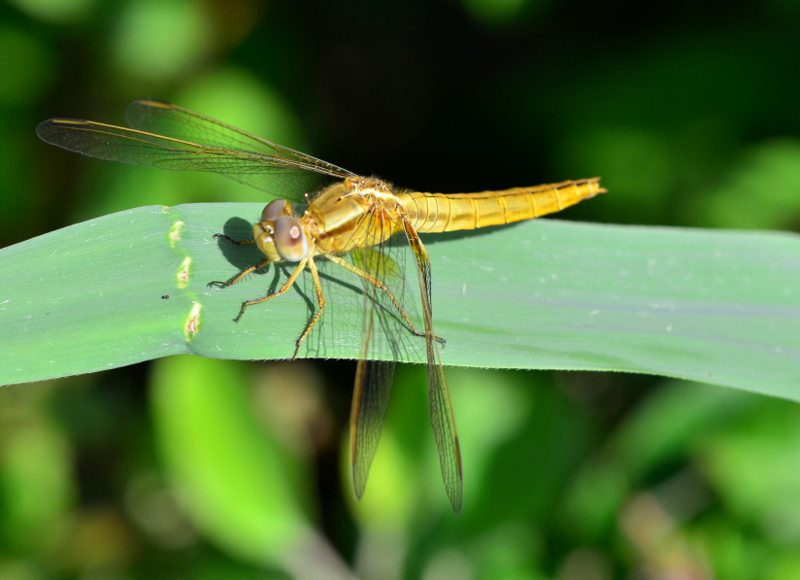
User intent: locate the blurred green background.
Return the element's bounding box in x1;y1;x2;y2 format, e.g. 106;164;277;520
2;0;800;578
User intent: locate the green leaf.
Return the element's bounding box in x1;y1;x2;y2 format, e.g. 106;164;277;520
149;355;311;566
1;203;798;400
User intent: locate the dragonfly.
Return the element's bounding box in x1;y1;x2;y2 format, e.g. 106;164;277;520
37;99;606;512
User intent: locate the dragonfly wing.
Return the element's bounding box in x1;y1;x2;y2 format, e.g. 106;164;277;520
36;117;255;168
402;218;463;512
124;99;354;179
348;208;400;500
425;330;463;512
350;358;395;499
36;100;355;197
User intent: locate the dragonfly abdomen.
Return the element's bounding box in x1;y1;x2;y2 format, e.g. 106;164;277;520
398;177;605;233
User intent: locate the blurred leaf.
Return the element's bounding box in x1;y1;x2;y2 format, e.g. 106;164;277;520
562;381;755;540
466;369;595;525
699;400;800;543
692;139;800;230
8;0;96;24
149;356;310;567
1;204;799;398
111;0;212;82
0;419;74;552
150;356;356;579
0;26;53;105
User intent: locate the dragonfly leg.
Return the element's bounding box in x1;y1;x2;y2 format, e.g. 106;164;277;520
325;254;445;345
208;258;269;289
229;256;309;323
208;235;264;287
291;256;325;361
400;217;447;349
212;233;255;246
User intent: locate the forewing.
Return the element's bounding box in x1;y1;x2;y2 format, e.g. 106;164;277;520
402;219;463;512
36;99;355;197
124;99;354;179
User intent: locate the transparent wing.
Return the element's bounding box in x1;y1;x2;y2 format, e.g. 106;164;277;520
402;218;463;512
350;357;394;499
124;99;354;178
36;99;356;197
349;211;399;500
347;203;462;511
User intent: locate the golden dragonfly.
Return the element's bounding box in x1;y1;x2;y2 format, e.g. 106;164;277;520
37;99;606;512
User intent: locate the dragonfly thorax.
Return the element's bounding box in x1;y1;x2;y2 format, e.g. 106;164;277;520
305;177;406;255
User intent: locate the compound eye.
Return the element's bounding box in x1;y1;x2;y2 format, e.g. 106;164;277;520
273;216;308;262
262;199;293;222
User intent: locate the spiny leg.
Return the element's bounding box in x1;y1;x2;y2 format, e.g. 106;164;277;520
209;234;327;353
291;256;326;361
326;254;445;346
208;235;263;288
230;255;310;324
400;217;445;347
212;233;255;246
208;259;268;289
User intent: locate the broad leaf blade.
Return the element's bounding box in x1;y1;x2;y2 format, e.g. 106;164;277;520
0;203;798;401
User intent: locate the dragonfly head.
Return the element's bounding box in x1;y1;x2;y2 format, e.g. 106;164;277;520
253;199;309;263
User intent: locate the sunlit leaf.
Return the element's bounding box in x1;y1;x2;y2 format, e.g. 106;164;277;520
0;203;798;402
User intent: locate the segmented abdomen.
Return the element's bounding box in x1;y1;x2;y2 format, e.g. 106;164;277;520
397;178;605;233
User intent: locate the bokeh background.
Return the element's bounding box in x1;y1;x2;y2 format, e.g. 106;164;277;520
2;0;800;578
